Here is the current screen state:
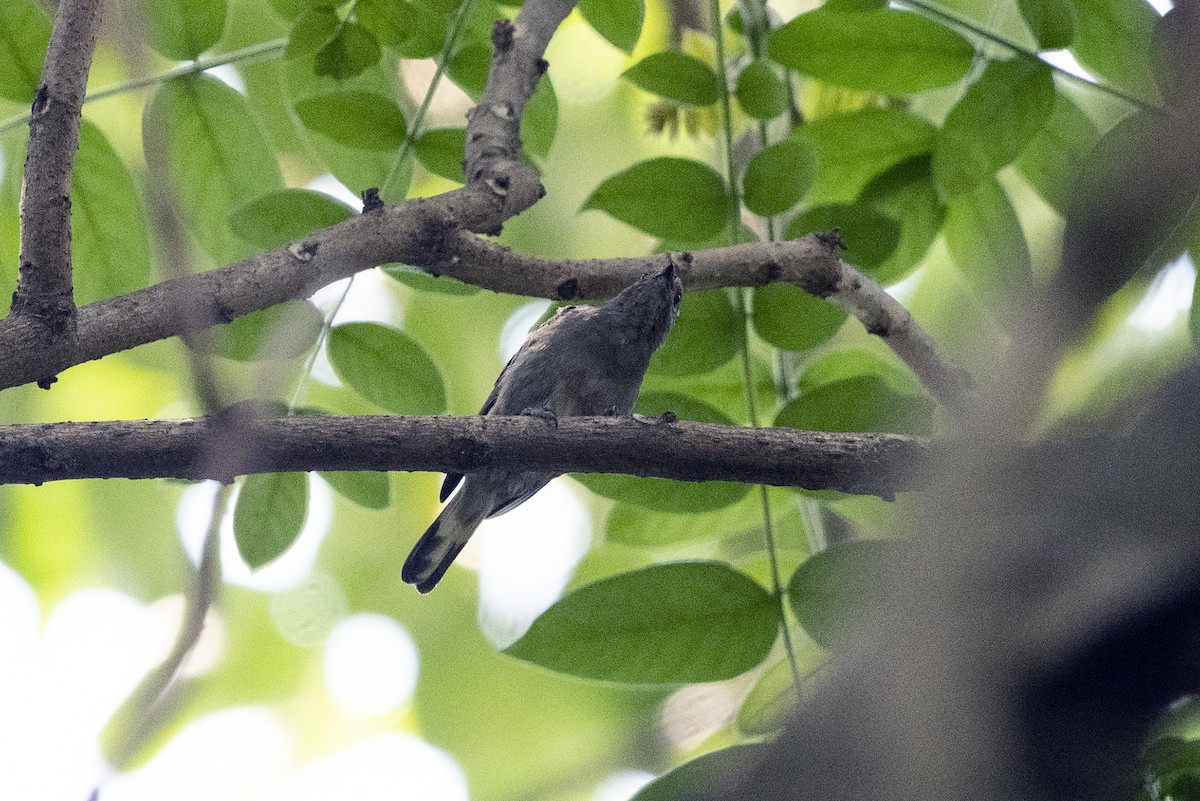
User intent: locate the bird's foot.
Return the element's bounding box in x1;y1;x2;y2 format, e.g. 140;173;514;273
521;406;558;427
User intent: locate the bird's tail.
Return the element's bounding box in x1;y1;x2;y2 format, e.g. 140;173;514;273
402;488;490;594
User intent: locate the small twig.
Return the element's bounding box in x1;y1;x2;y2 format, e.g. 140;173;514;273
12;0;104;328
0;415;925;496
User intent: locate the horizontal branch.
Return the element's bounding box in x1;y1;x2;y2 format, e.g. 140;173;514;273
0;415;925;496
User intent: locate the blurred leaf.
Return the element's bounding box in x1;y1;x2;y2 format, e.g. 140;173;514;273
71;121;151;304
1018;0;1076;50
632;745;769;801
234;473;309;569
943;178;1032;305
1015;91;1100;214
649;289;741;375
743;139;819;217
858;154;945;284
623;51;720;106
641;352;775;424
933;58;1056;199
1068;0;1159;102
769;8;973;94
506;562;777;683
1192;265;1200;346
796;108;937;204
752;283;847;351
787;539;900;648
328;322;447;414
448;41;491;98
737;644;827;736
606;486;800;547
382;265;480;295
583;158;730;243
578;0;643;53
387;2;448;58
800;348;926;397
775;375;934;435
522;76;558;159
141;0;227;60
209;300;324;361
230;188;356;250
294;90;406;151
1152;4;1200;110
415;127;467;182
574;393;750;512
143;76;283;264
736;59;789;120
320;470;392;509
267;0;310;20
284;7;338;58
314;21;381;80
785;203;901;271
0;0;50;103
355;0;417;48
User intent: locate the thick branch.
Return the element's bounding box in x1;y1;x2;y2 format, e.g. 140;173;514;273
0;415;924;495
14;0;104;323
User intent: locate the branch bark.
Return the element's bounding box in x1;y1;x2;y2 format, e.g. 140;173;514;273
0;415;924;495
13;0;104;334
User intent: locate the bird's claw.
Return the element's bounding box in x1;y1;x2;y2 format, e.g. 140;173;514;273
521;406;558;427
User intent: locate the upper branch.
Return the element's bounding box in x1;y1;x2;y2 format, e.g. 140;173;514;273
13;0;104;325
0;415;925;496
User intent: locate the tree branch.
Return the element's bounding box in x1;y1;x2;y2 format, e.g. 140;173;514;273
13;0;104;328
0;415;924;496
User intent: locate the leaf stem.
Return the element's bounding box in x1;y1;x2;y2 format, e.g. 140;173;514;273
380;0;479;199
0;38;288;135
288;277;355;412
712;0;803;692
897;0;1161;114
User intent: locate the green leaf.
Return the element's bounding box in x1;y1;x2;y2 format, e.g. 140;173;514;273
71;121;152;305
234;473;309;569
736;644;827;735
606;486;800;547
1068;0;1159;102
943;178;1032;304
209;301;324;361
775;375;934;435
1018;0;1076;50
742;139;818;217
584;158;729;243
0;0;50;103
735;60;789;120
315;21;381;80
933;58;1056;199
642;352;775;425
448;41;491;98
141;0;227;60
632;746;768;801
294;90;406;151
799;348;926;397
785;203;901;271
382;265;479;295
623;51;720;106
578;0;643;53
574;396;748;513
285;7;339;58
857;154;945;284
355;0;417;48
320;470;392;509
143;76;283;264
787;539;900;648
752;283;846;351
796;108;937;205
521;76;558;159
328;322;447;414
385;2;448;58
1152;5;1200;109
769;8;974;94
267;0;312;21
1015;92;1099;214
415;127;467;182
230;189;356;250
574;393;750;513
649;289;741;375
505;562;777;683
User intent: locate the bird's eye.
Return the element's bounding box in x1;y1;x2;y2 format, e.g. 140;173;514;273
673;289;683;307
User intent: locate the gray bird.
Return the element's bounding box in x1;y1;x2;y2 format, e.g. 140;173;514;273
402;261;684;593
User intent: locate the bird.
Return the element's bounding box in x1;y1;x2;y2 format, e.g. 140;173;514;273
402;261;684;593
